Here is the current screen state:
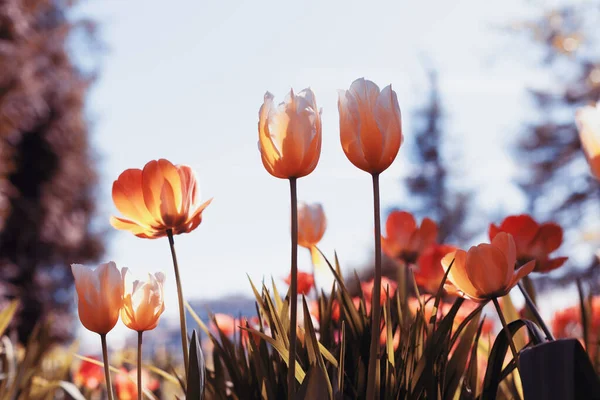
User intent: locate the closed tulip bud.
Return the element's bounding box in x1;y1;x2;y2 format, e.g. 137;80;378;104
441;232;535;302
111;159;212;239
339;78;402;174
258;88;322;179
121;268;166;332
576;102;600;179
71;262;123;335
297;202;326;266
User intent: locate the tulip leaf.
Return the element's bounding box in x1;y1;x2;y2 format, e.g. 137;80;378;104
186;330;206;400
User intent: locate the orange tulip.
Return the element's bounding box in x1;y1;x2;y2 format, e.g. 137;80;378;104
382;211;438;264
110;159;212;239
489;215;567;273
338;78;402;174
74;356;104;390
441;232;535;302
361;277;398;306
284;271;315;295
120;269;166;332
415;244;458;293
210;313;237;337
576;102;600;179
552;297;600;360
258;89;322;179
71;262;123;335
298;202;327;267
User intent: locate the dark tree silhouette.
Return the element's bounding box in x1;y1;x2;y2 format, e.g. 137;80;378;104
401;69;473;245
509;4;600;291
0;0;104;343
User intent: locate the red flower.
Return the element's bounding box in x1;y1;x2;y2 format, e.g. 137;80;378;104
114;368;159;400
382;211;437;264
361;277;398;306
489;215;567;273
210;313;237;337
415;244;457;294
73;356;104;390
284;271;315;295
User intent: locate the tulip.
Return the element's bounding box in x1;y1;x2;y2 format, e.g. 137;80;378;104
72;262;123;335
114;368;159;400
258;88;322;179
415;244;457;294
284;271;315;296
442;232;535;373
576;102;600;179
258;88;322;398
339;78;403;399
121;269;166;332
120;268;165;400
441;233;534;302
382;211;438;265
210;313;237;337
110;159;211;239
338;78;402;174
489;215;567;273
298;202;327;269
71;262;123;400
111;159;212;379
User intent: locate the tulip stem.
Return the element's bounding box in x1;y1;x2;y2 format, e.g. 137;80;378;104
167;229;189;380
492;298;521;376
366;173;382;400
100;334;115;400
288;177;299;400
517;282;554;341
138;331;143;400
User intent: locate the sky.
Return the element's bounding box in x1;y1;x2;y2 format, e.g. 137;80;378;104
72;0;576;345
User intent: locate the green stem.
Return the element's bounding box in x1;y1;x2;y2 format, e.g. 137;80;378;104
287;177;299;400
101;334;114;400
167;229;189;379
366;173;381;399
517;282;554;341
138;331;143;400
492;298;521;376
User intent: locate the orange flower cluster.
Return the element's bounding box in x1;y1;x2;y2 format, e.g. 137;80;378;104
382;211;437;265
284;271;315;296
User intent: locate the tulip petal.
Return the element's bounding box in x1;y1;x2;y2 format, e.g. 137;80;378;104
490;232;517;285
534;222;563;253
576;103;600;179
112;169;157;227
374;85;402;172
110;216;155;238
441;250;481;300
498;215;539;254
339;89;370;172
258;92;283;176
539;256;568;273
349;78;384;169
384;211;417;251
466;244;508;295
141;160;166;225
157;159;183;213
508;259;535;290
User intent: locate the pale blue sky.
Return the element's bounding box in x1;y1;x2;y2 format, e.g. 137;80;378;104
74;0;571;344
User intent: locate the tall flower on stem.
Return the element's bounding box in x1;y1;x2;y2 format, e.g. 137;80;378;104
441;232;536;375
111;159;211;379
71;262;123;400
338;77;402;398
258;87;321;398
121;268;166;400
297;202;327;285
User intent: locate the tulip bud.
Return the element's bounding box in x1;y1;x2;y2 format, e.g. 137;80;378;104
71;262;123;335
258;88;322;179
338;78;402;174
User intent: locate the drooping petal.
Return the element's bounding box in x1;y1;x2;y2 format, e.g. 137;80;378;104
508;259;535;290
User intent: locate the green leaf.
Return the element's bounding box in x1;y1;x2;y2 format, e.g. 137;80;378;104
186;330;206;400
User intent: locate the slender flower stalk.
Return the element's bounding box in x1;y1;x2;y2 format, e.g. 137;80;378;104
137;332;143;400
101;334;115;400
366;173;382;399
492;298;521;375
517;282;555;341
288;177;299;400
167;229;189;379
